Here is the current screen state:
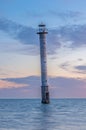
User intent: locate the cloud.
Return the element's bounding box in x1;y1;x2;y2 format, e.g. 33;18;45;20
1;76;86;98
0;17;37;45
74;65;86;74
59;61;86;75
59;62;70;71
48;76;86;91
50;10;82;21
78;58;83;61
0;76;41;98
52;24;86;48
27;10;82;20
75;65;86;71
0;79;28;89
2;76;41;85
0;17;61;54
0;17;86;55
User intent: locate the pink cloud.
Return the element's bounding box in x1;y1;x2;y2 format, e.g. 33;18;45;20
0;80;28;89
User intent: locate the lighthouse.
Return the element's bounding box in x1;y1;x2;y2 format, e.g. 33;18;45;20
37;24;50;104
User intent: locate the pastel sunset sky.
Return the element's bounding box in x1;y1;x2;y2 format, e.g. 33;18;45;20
0;0;86;98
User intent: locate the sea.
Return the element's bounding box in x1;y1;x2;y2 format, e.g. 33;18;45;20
0;99;86;130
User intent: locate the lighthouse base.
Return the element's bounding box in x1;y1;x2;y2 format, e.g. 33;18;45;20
41;86;50;104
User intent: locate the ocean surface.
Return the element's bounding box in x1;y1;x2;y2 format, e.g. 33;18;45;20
0;99;86;130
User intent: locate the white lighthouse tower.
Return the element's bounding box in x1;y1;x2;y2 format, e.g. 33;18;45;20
37;23;50;104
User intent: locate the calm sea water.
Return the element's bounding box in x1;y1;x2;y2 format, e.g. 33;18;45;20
0;99;86;130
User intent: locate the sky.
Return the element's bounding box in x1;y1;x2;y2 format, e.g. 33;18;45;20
0;0;86;98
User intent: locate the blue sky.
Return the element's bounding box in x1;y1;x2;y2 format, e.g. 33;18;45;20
0;0;86;98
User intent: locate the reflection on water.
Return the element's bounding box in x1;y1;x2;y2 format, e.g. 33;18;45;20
0;99;86;130
35;104;54;130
